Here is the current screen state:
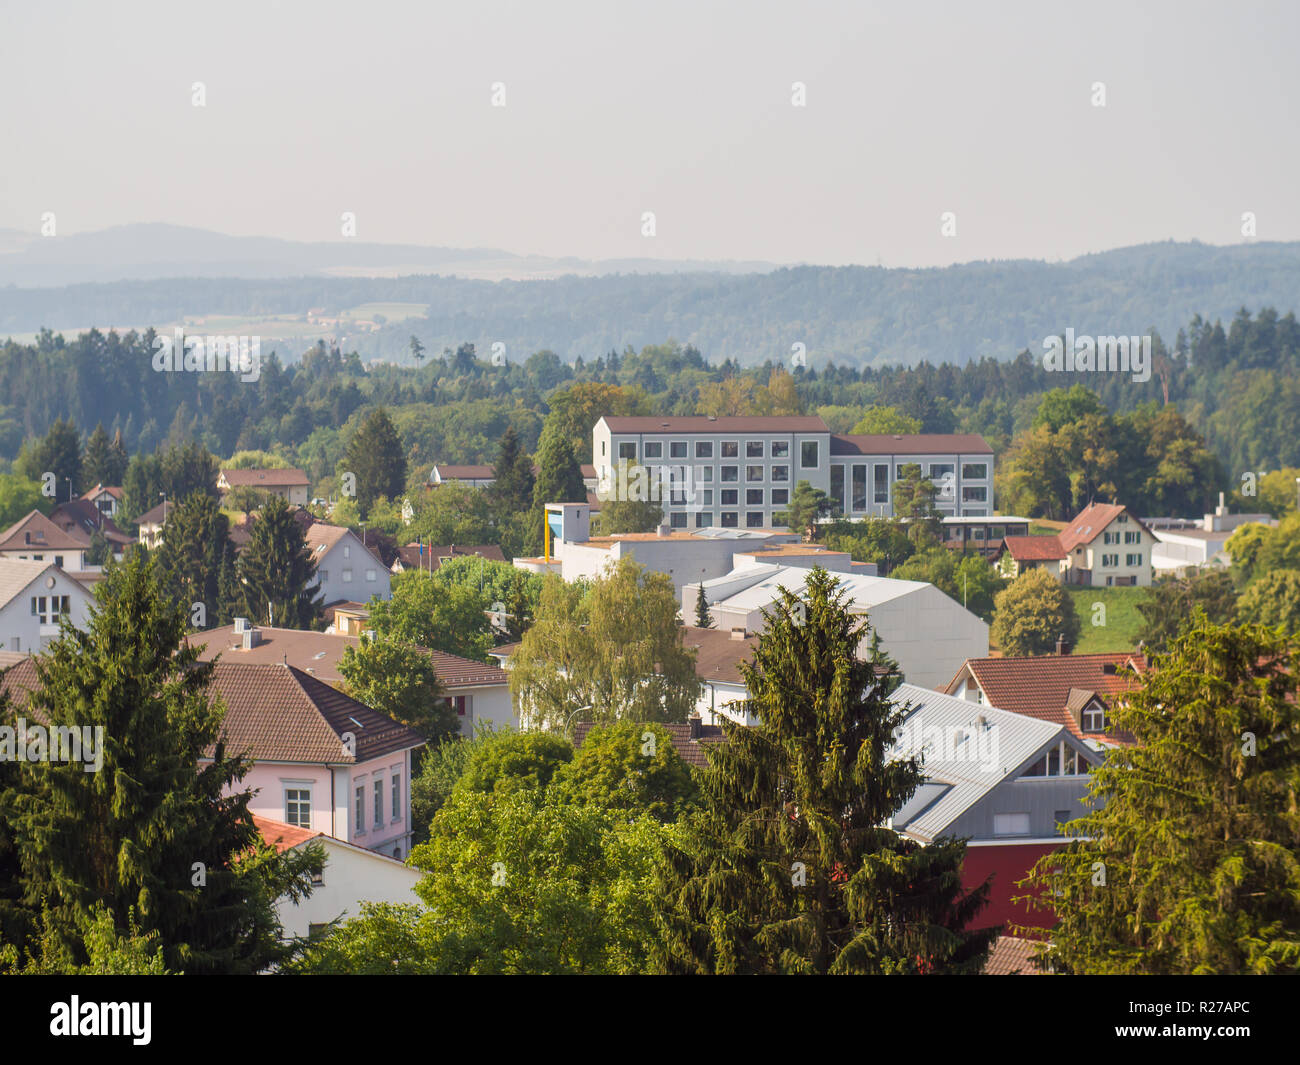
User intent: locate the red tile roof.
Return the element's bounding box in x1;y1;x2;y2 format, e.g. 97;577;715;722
49;499;134;545
394;543;506;571
253;814;322;853
0;510;91;552
830;433;994;456
573;719;725;768
983;936;1047;975
1057;502;1154;552
1001;534;1066;561
946;652;1146;742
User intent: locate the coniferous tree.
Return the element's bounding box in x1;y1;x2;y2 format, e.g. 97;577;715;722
17;418;81;499
341;407;407;518
107;429;130;485
1021;614;1300;974
236;495;324;628
153;492;239;626
652;567;997;974
491;426;535;515
529;428;586;554
81;423;114;488
0;554;322;973
695;583;713;628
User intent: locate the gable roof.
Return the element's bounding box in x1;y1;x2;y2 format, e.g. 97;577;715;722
0;559;80;611
192;625;508;689
135;501;170;526
253;814;321;853
81;484;123;502
830;433;994;456
573;719;725;768
0;510;91;552
1058;502;1153;552
430;464;495;480
680;625;758;685
946;652;1146;742
1000;534;1066;561
983;936;1047;975
304;522;386;568
219;468;309;488
601;416;829;434
49;499;134;545
394;543;506;571
0;658;425;765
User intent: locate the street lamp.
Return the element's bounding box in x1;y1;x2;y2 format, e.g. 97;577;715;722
562;704;593;737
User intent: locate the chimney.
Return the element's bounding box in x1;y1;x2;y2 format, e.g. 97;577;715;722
730;627;747;641
242;627;261;650
1056;634;1069;655
688;714;703;739
233;617;249;634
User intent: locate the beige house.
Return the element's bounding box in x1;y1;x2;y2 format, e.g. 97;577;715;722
218;468;310;506
998;503;1154;588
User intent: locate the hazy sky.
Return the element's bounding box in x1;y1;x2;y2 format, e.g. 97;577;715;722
2;0;1296;267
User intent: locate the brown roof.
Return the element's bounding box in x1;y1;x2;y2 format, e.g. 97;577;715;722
830;433;994;456
304;522;386;568
135;501;170;526
1000;534;1066;561
219;468;309;488
253;814;322;853
0;510;90;552
49;499;133;545
573;718;725;768
431;464;495;479
602;416;829;434
0;657;424;765
1058;502;1154;552
681;625;758;685
80;484;123;502
947;652;1146;741
983;936;1047;975
192;625;508;689
394;543;506;571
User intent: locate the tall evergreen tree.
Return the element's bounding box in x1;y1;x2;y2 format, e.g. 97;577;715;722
0;554;322;973
236;495;324;629
695;583;713;628
652;567;997;974
153;492;239;627
491;425;535;515
1021;614;1300;974
532;427;586;509
341;407;407;518
81;423;114;488
17;418;81;499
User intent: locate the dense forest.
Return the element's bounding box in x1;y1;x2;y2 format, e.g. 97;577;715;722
4;240;1300;369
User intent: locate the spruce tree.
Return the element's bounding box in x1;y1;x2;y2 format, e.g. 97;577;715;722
1020;613;1300;974
108;429;130;485
342;407;407;518
153;492;239;626
18;418;81;497
0;554;321;973
491;425;535;515
652;566;997;974
695;584;713;628
236;494;324;628
81;423;114;488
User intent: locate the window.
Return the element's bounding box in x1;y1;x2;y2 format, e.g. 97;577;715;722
721;441;738;458
873;463;889;504
695;441;713;459
770;488;789;505
962;486;987;502
746;489;764;505
701;489;713;505
54;555;64;568
695;465;713;482
366;569;376;581
746;465;764;483
929;463;954;480
342;569;353;582
1103;531;1116;545
669;441;688;459
1126;553;1143;566
720;512;738;528
746;441;764;458
746;512;765;528
1118;513;1128;524
618;441;636;460
285;788;311;828
374;779;384;827
721;466;738;482
770;465;789;483
993;813;1031;836
962;462;988;479
446;695;468;717
343;545;351;558
392;774;401;821
644;441;662;459
1101;554;1118;567
670;512;687;528
721;489;738;505
851;465;867;511
800;440;819;468
830;466;845;509
319;569;329;582
771;441;790;458
695;512;713;527
1124;530;1140;544
1054;810;1072;826
354;785;365;834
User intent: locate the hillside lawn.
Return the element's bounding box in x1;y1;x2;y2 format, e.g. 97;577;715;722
1065;585;1147;653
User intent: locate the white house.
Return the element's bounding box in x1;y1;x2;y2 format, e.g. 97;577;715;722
305;523;392;607
218;468;311;507
254;816;422;940
686;563;989;691
0;559;95;653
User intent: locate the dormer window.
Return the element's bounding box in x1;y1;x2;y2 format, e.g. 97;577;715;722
1082;702;1106;732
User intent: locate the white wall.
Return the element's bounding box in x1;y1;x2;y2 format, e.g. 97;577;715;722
275;838;422;940
0;568;93;653
311;532;392;606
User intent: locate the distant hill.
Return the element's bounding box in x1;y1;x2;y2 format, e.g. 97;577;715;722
2;231;1298;368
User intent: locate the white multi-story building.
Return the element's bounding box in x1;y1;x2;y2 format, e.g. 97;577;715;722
592;416;995;529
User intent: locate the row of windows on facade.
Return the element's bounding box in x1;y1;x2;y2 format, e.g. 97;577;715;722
613;439;822;464
1102;530;1143;544
31;596;72;624
830;463;989;509
318;569;379;583
1098;553;1145;567
992;810;1075;836
283;773;402;833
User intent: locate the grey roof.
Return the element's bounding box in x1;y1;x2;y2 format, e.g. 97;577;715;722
0;560;67;611
886;683;1079;842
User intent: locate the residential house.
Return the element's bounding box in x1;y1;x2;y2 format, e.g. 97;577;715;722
997;535;1068;580
0;559;94;653
940;515;1032;559
888;684;1103;931
81;483;124;520
573;716;725;769
0;510;114;572
134;501;170;548
995;503;1155;587
682;624;761;726
945;650;1147;748
391;542;506;575
304;523;392;607
427;464;496;488
218;468;311;506
193;622;516;736
983;936;1047;975
49;498;134;557
254;815;422;940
